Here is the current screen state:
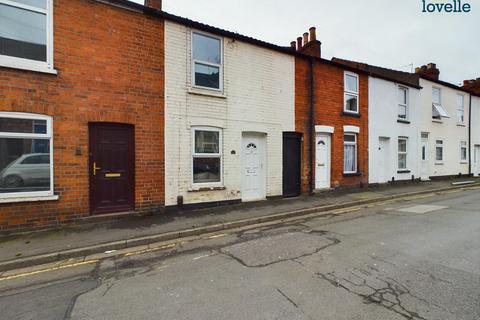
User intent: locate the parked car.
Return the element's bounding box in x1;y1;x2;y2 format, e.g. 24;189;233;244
0;153;50;191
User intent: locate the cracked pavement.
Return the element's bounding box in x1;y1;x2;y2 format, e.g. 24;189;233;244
1;188;480;319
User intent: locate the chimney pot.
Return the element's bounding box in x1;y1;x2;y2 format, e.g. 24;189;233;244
415;63;440;81
303;32;309;45
290;41;297;50
309;27;317;42
145;0;162;10
297;37;303;49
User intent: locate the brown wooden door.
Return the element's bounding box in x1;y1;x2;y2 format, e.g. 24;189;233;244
89;123;135;214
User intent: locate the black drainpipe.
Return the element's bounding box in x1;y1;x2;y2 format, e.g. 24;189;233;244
469;93;472;176
309;57;316;193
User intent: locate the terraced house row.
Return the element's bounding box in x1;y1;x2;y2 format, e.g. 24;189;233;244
0;0;479;231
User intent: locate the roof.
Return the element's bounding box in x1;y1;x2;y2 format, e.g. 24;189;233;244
98;0;369;75
332;58;422;89
418;76;479;96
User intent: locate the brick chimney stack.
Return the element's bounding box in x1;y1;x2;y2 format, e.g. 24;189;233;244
145;0;162;10
291;27;321;58
415;63;440;81
462;77;480;95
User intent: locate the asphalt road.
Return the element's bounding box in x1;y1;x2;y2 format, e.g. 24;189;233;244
1;188;479;320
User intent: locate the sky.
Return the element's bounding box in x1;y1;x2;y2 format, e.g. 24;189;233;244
131;0;480;85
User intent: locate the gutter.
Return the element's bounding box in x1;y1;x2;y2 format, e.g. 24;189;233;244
309;57;316;193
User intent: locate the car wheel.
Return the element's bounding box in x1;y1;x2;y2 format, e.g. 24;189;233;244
4;175;23;188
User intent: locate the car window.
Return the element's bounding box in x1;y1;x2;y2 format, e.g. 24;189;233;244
21;155;49;164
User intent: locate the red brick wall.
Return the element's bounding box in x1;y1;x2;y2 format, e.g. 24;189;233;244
0;0;164;231
294;58;312;193
295;57;369;192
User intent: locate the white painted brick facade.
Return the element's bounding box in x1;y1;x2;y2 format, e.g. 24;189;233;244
368;77;421;183
164;21;295;206
419;78;470;177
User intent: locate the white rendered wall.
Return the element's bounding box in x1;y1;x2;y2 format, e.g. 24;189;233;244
368;77;421;183
419;78;470;177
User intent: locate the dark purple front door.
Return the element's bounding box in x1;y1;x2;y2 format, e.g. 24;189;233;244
89;123;135;214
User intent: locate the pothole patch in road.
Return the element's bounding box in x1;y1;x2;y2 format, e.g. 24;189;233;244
221;231;339;268
395;205;448;214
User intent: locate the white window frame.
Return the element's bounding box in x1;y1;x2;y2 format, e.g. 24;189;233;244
435;139;444;164
191;126;223;187
343;133;357;174
456;94;465;124
398;137;408;170
460;140;468;163
0;112;54;199
191;31;223;92
397;86;409;120
0;0;56;74
343;72;359;114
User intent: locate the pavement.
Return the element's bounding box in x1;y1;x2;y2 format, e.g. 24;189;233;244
0;186;479;319
0;178;478;272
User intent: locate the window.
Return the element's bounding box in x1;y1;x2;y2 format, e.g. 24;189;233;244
398;86;408;119
460;141;467;162
343;134;357;173
0;113;53;198
432;87;441;104
0;0;54;73
398;138;408;170
192;127;222;185
432;87;450;120
435;139;444;162
344;72;359;113
192;32;222;90
456;94;465;124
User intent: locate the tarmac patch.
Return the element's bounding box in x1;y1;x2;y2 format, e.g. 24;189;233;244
396;205;448;214
221;231;338;267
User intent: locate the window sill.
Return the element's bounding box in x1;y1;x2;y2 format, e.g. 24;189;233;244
188;88;226;99
343;172;361;177
342;111;361;118
435;162;444;165
457;123;466;127
0;195;59;204
188;186;226;192
432;119;443;123
0;61;57;75
460;161;468;164
397;170;411;174
397;119;410;124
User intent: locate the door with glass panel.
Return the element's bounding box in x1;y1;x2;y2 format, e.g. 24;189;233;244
475;145;480;176
420;133;429;180
315;135;330;189
242;133;266;202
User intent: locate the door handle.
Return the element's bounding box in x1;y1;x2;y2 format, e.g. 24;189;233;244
93;162;102;176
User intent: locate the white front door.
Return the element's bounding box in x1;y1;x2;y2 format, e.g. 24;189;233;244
242;134;266;201
378;138;390;183
474;145;480;176
315;135;330;189
420;136;429;180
